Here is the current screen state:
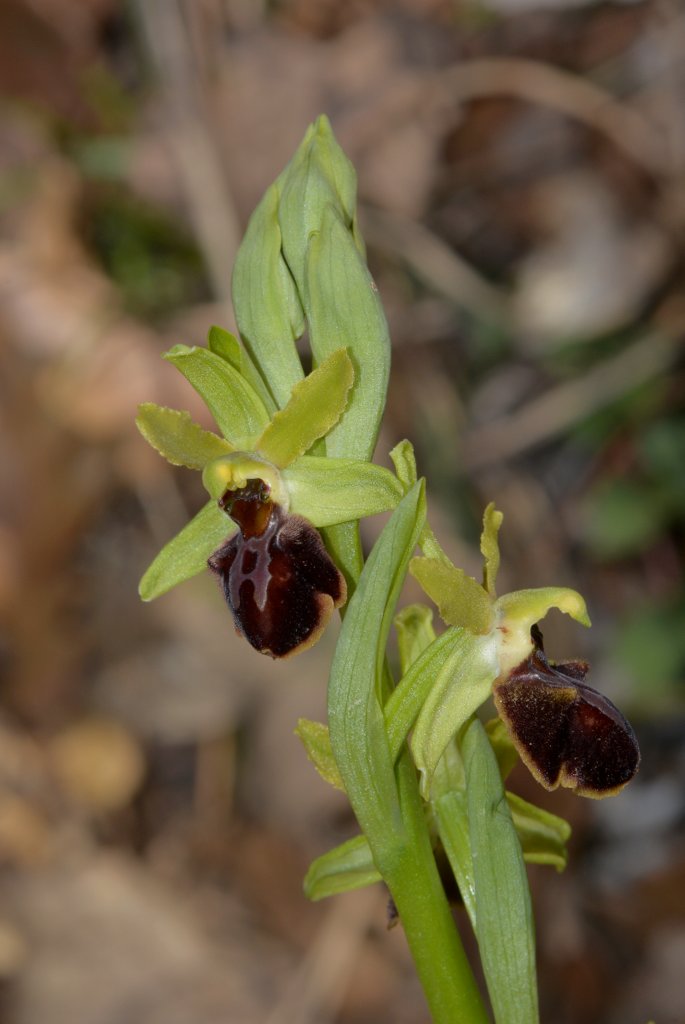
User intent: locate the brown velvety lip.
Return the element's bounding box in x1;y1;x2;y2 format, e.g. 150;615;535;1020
208;482;346;658
494;630;640;798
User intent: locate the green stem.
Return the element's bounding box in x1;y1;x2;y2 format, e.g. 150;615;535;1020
379;752;491;1024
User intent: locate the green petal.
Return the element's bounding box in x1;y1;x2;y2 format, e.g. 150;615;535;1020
164;344;270;448
480;502;503;597
202;453;287;506
460;719;539;1024
136;403;233;470
395;604;436;675
282;456;403;527
506;792;571;872
255;349;354;468
207;325;276;415
231;182;305;409
305;204;390;462
294;719;344;792
304;834;381;902
409;629;500;798
410;556;494;635
139;500;234;601
495;586;591;677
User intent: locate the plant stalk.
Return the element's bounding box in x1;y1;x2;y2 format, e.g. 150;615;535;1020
379;752;490;1024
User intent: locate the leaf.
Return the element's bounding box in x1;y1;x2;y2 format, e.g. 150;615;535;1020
207;325;276;414
139;500;235;601
395;604;436;675
480;502;504;597
256;349;354;468
431;740;477;930
136;403;233;469
410;556;494;635
461;718;539;1024
278;115;361;294
294;719;344;791
327;482;426;861
304;834;381;901
164;345;270;448
282;456;403;527
506;792;571;872
207;325;242;368
305;204;390;462
485;717;519;782
410;629;499;798
384;628;469;762
231;181;305;409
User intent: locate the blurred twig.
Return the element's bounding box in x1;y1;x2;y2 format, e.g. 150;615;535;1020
464;330;682;470
432;58;670;179
361;204;508;328
265;888;385;1024
133;0;242;314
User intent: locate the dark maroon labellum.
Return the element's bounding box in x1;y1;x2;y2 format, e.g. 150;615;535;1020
494;628;640;798
208;480;346;658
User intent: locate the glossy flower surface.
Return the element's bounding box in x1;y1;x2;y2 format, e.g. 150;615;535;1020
495;626;640;797
406;503;640;798
208;480;346;657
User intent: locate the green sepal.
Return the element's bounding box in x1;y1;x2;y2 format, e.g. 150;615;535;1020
410;556;494;635
207;325;276;414
460;718;539;1024
409;629;499;798
395;604;436;675
304;834;381;902
136;403;233;469
506;792;571;872
255;348;354;468
328;482;426;860
305;204;390;462
282;456;403;528
230;182;305;410
480;502;504;597
294;719;344;792
163;345;270;448
139;500;235;601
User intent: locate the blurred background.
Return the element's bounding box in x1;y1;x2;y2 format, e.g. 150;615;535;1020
1;0;684;1021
